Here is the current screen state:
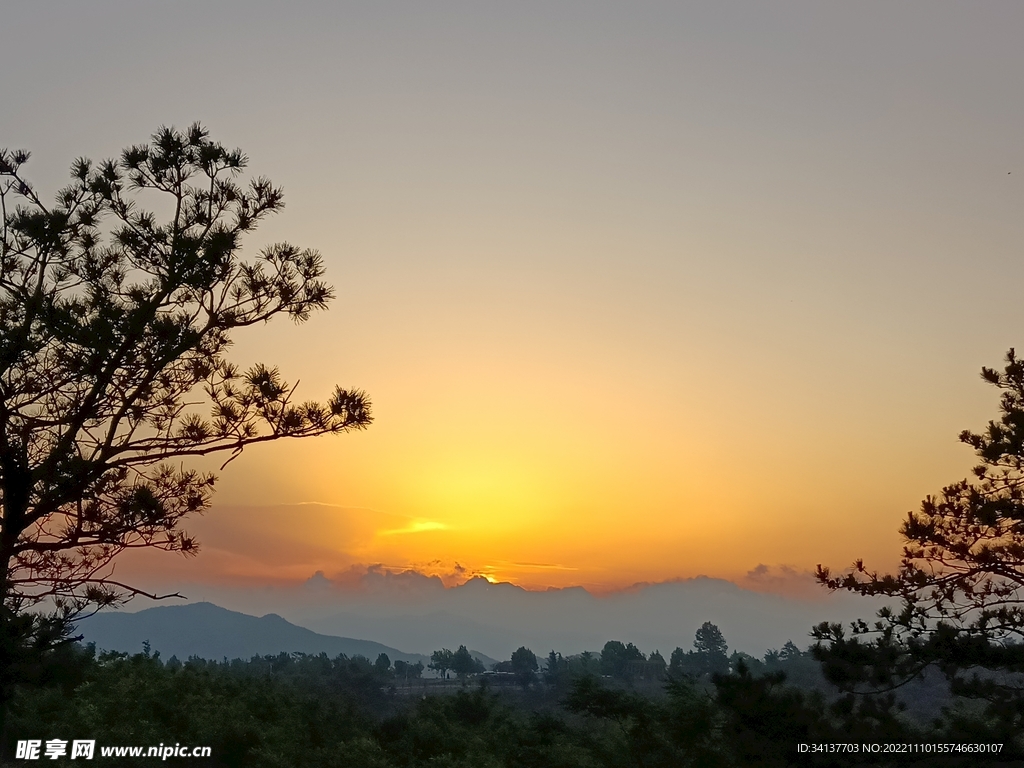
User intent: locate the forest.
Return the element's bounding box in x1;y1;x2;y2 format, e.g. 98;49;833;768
0;622;1018;767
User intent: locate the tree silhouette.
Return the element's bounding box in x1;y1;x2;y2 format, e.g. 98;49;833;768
668;623;730;679
509;646;538;687
429;648;454;679
778;640;802;661
815;350;1024;722
693;621;729;676
694;622;727;657
393;659;423;684
451;645;484;683
0;125;372;619
599;640;644;679
648;649;667;678
544;650;567;685
668;647;689;679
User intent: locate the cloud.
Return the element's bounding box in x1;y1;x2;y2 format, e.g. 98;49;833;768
363;564;447;592
377;520;448;536
299;562;482;594
506;561;579;572
741;564;826;599
304;570;333;589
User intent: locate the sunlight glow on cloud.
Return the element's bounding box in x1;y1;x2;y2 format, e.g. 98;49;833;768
507;562;580;572
377;520;449;536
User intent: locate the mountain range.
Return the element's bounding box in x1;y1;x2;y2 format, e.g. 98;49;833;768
80;574;884;662
76;602;500;668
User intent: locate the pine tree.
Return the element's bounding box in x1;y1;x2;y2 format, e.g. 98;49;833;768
0;125;371;620
815;350;1024;729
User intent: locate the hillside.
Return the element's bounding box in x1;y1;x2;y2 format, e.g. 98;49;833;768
76;602;434;666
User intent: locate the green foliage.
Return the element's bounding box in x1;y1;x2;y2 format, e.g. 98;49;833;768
668;623;730;679
694;622;729;673
509;646;538;688
544;650;568;686
565;675;727;767
713;662;906;768
393;659;423;682
0;608;80;697
429;648;454;678
4;648;387;767
599;640;644;679
450;645;485;682
4;636;1017;766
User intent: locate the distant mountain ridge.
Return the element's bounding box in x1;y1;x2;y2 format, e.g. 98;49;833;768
76;602;442;666
290;575;885;660
83;575;884;662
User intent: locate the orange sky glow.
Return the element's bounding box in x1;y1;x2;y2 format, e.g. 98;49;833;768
6;3;1024;600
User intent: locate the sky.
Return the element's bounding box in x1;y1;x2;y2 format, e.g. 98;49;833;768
3;2;1024;597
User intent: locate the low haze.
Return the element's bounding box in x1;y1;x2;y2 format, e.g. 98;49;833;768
88;568;881;662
